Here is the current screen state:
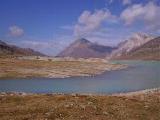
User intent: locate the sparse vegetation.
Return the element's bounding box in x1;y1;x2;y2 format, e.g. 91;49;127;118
0;90;160;120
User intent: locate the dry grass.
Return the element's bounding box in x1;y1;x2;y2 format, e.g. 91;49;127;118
0;91;160;120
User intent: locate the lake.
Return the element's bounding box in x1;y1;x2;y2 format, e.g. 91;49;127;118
0;60;160;94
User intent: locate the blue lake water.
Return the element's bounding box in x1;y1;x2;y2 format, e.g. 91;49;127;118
0;60;160;94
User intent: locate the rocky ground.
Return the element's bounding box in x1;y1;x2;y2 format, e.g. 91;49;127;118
0;57;127;79
0;88;160;120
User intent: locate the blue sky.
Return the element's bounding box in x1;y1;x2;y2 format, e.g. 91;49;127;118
0;0;160;55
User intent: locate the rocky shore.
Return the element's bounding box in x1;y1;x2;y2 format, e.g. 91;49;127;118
113;87;160;96
1;87;159;97
0;57;127;79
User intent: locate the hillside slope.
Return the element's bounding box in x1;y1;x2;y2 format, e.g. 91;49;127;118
110;33;155;60
0;40;45;56
57;38;116;58
121;37;160;60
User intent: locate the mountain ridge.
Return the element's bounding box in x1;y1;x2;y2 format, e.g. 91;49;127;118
110;33;154;59
118;36;160;60
0;40;45;56
57;33;159;60
57;38;117;58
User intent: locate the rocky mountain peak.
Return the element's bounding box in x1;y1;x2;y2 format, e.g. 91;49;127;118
57;38;116;58
129;32;152;44
76;38;90;43
0;40;7;46
110;33;153;57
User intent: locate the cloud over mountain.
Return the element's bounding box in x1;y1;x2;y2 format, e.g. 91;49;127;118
74;9;115;37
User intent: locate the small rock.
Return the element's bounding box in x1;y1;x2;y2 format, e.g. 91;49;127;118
87;101;93;105
45;112;50;116
144;105;149;108
103;111;109;116
93;106;97;110
64;104;70;108
80;105;86;110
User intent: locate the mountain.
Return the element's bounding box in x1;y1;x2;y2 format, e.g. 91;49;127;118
120;37;160;60
110;33;153;59
0;40;45;56
57;38;116;58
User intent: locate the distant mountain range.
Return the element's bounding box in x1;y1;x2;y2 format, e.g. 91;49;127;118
57;33;160;60
110;33;153;58
57;38;116;58
109;33;159;59
1;33;159;60
117;36;160;60
0;40;45;56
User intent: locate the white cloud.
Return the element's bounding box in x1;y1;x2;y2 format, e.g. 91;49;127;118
120;2;160;31
22;41;54;49
85;26;134;46
74;9;116;37
9;25;24;37
108;0;132;5
122;0;132;5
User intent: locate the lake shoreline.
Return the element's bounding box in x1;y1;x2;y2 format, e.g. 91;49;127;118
1;87;159;96
0;57;127;79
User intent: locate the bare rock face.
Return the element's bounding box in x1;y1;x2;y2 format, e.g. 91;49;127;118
110;33;153;59
123;36;160;60
57;38;116;58
0;40;45;56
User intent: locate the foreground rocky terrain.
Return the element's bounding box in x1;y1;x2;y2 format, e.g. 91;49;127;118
0;57;126;79
0;88;160;120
